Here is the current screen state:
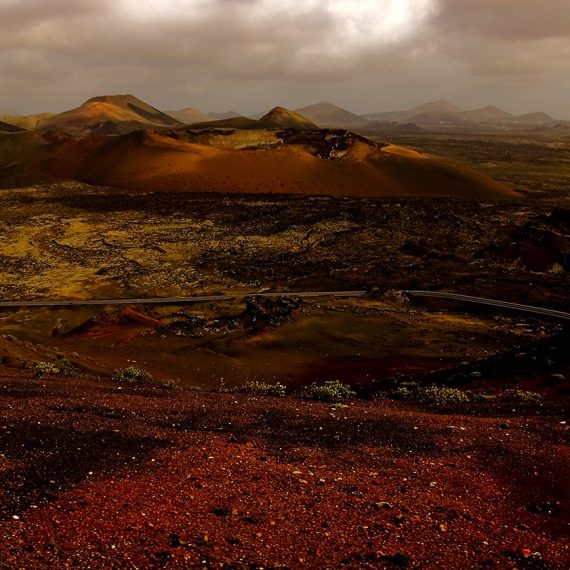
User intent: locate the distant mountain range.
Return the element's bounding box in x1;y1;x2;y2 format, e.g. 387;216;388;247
363;99;559;128
1;95;566;136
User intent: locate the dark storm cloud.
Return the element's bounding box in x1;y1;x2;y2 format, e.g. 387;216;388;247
430;0;570;79
1;1;569;117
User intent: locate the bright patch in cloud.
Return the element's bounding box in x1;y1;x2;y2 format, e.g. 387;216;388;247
119;0;436;42
119;0;211;20
327;0;436;42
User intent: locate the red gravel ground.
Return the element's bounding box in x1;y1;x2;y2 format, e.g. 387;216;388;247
0;375;569;569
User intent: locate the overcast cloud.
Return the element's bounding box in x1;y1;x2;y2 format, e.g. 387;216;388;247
1;0;569;117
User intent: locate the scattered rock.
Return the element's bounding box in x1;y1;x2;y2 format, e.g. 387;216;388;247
526;501;561;515
373;501;393;510
393;514;407;526
212;507;231;517
169;532;181;548
379;553;412;568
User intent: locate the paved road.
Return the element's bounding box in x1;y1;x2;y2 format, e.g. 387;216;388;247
0;289;568;321
0;290;367;308
404;290;570;321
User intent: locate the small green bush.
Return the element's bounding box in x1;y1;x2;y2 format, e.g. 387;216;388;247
473;393;498;402
304;380;355;403
112;366;153;385
34;362;61;378
391;384;471;405
34;355;79;378
391;381;423;401
501;389;542;403
238;381;287;397
393;386;416;400
54;354;78;376
418;386;470;406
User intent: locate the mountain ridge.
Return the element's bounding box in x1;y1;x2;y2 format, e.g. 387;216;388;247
364;100;562;127
4;94;565;134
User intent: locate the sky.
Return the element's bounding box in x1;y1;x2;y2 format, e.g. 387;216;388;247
1;0;570;118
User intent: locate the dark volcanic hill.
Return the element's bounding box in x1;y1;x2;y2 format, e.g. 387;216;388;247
404;99;465;119
0;120;25;133
189;107;317;130
166;108;210;124
294;102;368;129
258;107;318;129
207;110;241;120
365;99;464;123
459;105;515;123
189;115;263;129
517;112;556;124
168;109;241;124
39;94;183;135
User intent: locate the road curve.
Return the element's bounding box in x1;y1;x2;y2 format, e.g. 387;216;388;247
0;289;568;321
404;290;570;321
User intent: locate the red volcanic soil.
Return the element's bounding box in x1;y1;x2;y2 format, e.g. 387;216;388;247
0;375;568;569
33;130;518;199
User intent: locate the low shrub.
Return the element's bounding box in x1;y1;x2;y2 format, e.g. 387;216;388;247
391;382;422;401
392;384;470;406
418;386;470;406
54;354;79;376
34;362;61;378
303;380;355;403
473;393;498;402
237;381;287;397
393;386;416;400
112;366;153;385
34;353;80;378
501;389;542;403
